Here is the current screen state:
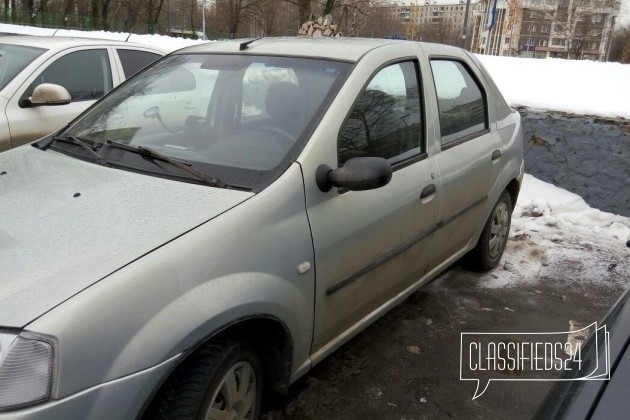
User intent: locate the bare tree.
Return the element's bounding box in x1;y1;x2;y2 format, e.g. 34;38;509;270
609;24;630;62
215;0;253;37
249;0;298;36
504;0;523;55
144;0;166;33
62;0;75;27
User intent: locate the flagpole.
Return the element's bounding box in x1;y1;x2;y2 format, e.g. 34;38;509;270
485;25;493;55
485;0;498;55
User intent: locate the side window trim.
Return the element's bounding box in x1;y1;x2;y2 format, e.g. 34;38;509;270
109;46;126;85
440;127;490;151
337;57;426;170
428;56;490;150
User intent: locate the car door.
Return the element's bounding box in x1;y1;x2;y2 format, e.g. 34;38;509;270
301;55;441;354
425;56;501;269
6;47;115;148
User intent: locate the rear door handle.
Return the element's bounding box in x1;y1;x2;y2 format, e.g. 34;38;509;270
491;149;502;161
420;184;436;199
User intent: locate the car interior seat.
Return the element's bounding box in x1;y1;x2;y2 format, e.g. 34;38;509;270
263;81;302;138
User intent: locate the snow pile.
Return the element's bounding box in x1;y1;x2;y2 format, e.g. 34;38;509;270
514;174;630;244
476;174;630;289
477;55;630;120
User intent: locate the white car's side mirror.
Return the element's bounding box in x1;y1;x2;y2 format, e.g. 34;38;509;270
29;83;71;106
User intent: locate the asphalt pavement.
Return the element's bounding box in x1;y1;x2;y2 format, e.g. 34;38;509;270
261;237;628;419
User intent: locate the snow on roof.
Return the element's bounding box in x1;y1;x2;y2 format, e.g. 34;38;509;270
0;34;164;50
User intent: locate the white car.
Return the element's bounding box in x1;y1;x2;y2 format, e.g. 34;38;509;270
0;36;166;151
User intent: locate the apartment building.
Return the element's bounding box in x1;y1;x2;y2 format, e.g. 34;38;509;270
385;1;482;46
471;0;620;60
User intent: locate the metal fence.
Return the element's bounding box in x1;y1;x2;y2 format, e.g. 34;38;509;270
1;10;171;35
2;9;260;40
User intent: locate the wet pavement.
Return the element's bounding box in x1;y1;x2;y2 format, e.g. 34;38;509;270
521;109;629;217
261;233;629;419
261;110;630;420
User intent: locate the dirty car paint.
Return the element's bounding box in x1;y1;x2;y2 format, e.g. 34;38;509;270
0;146;253;327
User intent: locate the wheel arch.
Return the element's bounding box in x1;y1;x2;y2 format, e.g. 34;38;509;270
505;177;521;209
138;315;294;419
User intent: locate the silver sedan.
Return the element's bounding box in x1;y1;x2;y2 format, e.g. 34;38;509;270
0;37;523;419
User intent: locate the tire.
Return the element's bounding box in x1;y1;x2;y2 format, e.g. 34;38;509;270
145;340;263;420
465;191;512;271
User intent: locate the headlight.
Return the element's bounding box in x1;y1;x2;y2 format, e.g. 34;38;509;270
0;331;54;411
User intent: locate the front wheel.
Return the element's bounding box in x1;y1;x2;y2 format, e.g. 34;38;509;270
465;191;512;271
146;340;262;420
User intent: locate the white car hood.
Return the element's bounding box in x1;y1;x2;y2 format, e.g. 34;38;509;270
0;146;253;327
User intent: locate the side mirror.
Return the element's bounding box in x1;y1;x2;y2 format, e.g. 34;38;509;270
29;83;71;106
316;157;393;192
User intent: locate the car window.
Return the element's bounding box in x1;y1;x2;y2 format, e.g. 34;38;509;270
116;49;162;78
430;60;488;145
22;49;112;103
338;61;423;167
0;44;46;91
62;54;351;191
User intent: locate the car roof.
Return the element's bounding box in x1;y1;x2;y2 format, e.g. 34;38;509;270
0;35;165;52
176;37;460;62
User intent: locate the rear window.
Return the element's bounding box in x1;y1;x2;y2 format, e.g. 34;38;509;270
116;49;162;78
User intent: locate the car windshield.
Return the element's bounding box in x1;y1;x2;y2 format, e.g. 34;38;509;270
0;43;46;91
62;53;351;190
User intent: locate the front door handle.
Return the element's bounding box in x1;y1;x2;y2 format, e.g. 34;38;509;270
491;149;502;161
420;184;437;199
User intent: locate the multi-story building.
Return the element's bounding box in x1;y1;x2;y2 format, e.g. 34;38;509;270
471;0;620;60
384;1;483;47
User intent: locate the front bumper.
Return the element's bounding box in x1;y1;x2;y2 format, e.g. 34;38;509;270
0;354;180;420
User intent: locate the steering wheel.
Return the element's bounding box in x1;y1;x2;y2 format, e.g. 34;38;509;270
256;126;295;149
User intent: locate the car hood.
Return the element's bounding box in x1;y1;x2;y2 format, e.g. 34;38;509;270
0;146;253;327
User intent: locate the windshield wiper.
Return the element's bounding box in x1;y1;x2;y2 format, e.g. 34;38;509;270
36;135;110;167
105;140;225;188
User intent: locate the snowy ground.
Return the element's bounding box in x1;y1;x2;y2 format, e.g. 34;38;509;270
475;174;630;290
